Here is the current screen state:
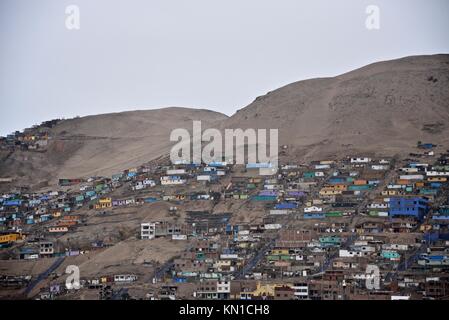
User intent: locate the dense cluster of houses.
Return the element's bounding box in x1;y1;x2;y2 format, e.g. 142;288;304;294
1;142;449;299
0;120;60;152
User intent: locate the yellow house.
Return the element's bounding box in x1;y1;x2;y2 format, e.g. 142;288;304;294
415;182;425;187
420;224;432;232
95;197;112;209
271;249;289;255
242;283;276;299
52;211;62;218
327;184;347;191
0;233;23;244
22;135;36;142
237;242;250;249
242;283;294;299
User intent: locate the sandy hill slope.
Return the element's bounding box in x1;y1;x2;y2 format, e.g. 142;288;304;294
0;108;228;188
1;55;448;189
223;54;449;161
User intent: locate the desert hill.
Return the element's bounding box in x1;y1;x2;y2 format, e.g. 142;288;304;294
224;54;449;161
1;54;449;189
0;108;228;189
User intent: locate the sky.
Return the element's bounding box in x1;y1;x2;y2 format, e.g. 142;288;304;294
1;0;448;136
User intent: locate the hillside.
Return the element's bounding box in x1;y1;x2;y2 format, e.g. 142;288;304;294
224;54;449;161
0;108;228;189
1;54;449;189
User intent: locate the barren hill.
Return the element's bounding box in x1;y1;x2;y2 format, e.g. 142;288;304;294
1;55;449;189
224;54;449;161
0;108;228;188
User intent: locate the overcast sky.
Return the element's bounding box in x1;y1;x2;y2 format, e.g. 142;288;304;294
1;0;448;136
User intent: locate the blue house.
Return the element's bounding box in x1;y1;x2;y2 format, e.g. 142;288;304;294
208;161;227;168
4;200;22;207
389;197;429;220
275;202;297;210
304;213;326;219
329;177;345;184
418;143;435;149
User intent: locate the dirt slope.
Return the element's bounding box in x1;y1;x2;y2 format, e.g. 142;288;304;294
0;107;228;188
2;55;449;188
223;54;449;161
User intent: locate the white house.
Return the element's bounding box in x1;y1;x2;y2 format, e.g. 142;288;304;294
143;179;156;186
304;206;323;213
114;274;138;283
371;164;389;171
270;210;290;215
264;223;282;230
368;203;388;209
382;244;409;251
39;242;54;256
292;283;309;300
217;280;231;294
350;157;371;163
141;222;156;239
167;169;186;175
399;175;424;180
426;171;449;176
161;176;186;185
339;250;363;258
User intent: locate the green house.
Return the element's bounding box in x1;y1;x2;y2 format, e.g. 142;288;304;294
267;255;280;261
420;189;438;195
381;250;400;260
326;211;343;217
302;171;315;179
319;236;341;246
303;172;315;179
196;252;205;260
348;185;372;191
